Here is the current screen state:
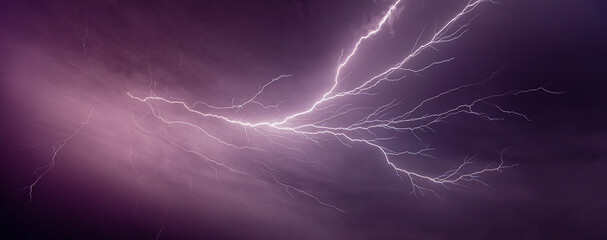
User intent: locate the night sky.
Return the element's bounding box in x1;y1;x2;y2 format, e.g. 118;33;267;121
1;0;606;239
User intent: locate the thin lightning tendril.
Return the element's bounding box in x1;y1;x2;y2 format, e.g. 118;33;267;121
27;0;561;212
24;109;94;203
125;0;558;209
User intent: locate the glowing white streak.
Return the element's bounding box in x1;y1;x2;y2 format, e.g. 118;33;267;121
271;0;404;125
259;163;345;213
25;109;94;202
192;74;292;110
124;0;561;210
304;0;486;108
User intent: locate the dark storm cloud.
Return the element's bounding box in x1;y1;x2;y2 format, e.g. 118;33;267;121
1;0;606;239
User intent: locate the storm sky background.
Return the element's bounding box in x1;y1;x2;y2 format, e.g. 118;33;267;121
1;0;606;239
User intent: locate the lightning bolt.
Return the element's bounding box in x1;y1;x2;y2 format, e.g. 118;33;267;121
26;0;561;212
24;109;94;203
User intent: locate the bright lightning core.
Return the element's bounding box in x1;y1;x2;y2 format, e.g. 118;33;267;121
23;0;559;214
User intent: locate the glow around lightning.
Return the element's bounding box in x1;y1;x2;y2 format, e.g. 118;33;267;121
28;0;559;212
